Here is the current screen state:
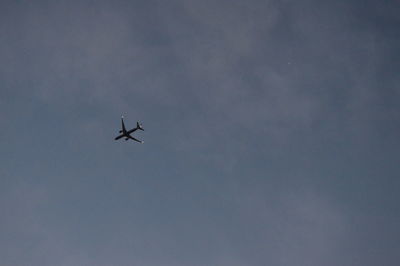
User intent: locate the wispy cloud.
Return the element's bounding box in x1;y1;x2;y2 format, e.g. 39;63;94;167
1;0;399;265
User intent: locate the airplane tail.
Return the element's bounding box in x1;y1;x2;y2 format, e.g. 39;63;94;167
137;122;144;131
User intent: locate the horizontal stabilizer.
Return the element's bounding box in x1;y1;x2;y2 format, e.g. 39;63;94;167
136;122;144;131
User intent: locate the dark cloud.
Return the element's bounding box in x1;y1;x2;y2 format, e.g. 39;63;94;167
1;0;399;265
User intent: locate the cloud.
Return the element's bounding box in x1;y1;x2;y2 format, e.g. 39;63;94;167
0;1;399;265
224;184;346;266
1;0;390;146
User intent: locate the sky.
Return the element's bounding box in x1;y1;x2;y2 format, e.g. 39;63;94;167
0;0;399;265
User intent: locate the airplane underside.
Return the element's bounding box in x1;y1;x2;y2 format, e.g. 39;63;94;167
115;116;144;143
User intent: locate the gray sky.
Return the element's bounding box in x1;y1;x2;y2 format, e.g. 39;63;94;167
1;0;399;265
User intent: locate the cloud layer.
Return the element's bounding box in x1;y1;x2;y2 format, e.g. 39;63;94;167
1;0;399;265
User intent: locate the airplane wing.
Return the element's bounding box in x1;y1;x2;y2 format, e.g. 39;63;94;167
121;116;127;132
115;134;124;140
128;135;143;143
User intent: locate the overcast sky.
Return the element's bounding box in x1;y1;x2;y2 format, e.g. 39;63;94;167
1;0;399;265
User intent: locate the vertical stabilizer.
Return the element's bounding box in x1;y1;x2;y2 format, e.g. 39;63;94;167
136;122;144;131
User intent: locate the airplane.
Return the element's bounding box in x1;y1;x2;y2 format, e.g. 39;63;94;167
114;116;144;143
